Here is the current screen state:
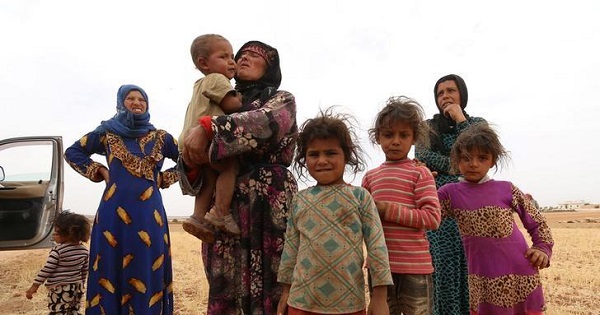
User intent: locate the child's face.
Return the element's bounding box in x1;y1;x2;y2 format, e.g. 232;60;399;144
377;121;415;161
306;137;346;186
201;40;236;79
123;90;148;114
52;227;66;244
458;148;494;183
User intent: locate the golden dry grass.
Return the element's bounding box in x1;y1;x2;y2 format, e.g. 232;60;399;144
1;211;599;314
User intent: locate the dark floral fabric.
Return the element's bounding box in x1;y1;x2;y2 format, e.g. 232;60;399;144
202;90;298;315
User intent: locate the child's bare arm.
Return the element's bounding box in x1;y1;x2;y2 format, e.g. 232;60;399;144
219;91;242;114
277;283;291;315
368;286;389;315
25;284;39;299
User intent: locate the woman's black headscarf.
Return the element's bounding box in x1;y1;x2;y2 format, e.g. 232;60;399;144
429;74;470;152
234;41;282;105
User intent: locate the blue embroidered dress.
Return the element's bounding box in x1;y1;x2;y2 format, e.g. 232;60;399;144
64;85;179;315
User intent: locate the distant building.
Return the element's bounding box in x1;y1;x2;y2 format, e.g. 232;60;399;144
557;200;586;210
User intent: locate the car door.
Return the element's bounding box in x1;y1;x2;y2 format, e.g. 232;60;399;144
0;136;63;250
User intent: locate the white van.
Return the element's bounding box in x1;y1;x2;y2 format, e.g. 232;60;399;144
0;136;63;250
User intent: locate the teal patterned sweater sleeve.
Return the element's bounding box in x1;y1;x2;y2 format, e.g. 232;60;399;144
358;187;393;287
277;193;300;285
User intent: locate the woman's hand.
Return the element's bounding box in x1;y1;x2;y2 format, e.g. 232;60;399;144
183;125;209;166
414;159;437;177
525;248;549;269
441;102;467;123
156;172;162;188
99;166;110;184
374;201;389;217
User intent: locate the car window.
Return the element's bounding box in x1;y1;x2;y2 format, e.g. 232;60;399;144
1;144;53;182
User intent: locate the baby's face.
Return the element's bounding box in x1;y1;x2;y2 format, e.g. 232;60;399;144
204;40;236;79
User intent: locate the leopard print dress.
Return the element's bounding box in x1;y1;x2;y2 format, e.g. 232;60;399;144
438;180;553;313
415;116;485;315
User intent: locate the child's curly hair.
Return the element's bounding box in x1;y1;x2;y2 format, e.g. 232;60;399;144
450;122;510;174
368;96;430;148
294;107;365;182
54;211;91;243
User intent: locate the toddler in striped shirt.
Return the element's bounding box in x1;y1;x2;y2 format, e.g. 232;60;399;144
26;211;90;315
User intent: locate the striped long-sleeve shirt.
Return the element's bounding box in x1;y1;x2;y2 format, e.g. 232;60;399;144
34;243;89;288
362;158;441;274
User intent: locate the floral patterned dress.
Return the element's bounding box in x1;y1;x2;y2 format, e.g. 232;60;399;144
201;90;298;315
65;130;179;315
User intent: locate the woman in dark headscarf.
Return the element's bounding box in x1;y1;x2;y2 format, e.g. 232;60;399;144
65;84;180;314
415;74;486;315
181;41;298;314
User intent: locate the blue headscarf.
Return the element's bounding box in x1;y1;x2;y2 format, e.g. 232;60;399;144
94;84;156;138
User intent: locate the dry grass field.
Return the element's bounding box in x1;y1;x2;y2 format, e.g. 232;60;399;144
1;210;598;315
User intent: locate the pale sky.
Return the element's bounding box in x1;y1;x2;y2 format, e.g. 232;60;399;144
1;0;599;216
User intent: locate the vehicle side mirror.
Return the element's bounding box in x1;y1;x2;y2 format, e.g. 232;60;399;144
0;165;4;181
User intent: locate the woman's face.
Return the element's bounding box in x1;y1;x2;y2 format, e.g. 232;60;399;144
436;80;461;111
123;90;148;114
236;50;267;81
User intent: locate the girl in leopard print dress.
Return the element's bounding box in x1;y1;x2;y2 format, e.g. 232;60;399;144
438;123;553;315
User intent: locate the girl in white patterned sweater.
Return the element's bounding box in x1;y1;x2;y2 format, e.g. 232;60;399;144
277;109;392;315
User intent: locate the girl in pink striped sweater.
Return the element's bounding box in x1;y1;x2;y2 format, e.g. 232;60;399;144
362;96;441;315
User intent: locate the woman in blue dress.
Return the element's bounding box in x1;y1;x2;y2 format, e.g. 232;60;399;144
65;84;179;315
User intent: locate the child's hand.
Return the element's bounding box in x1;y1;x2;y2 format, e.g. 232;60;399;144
374;201;388;217
525;248;549;269
368;286;389;315
25;284;39;300
277;284;290;315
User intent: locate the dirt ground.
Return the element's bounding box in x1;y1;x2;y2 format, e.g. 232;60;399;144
1;210;599;314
